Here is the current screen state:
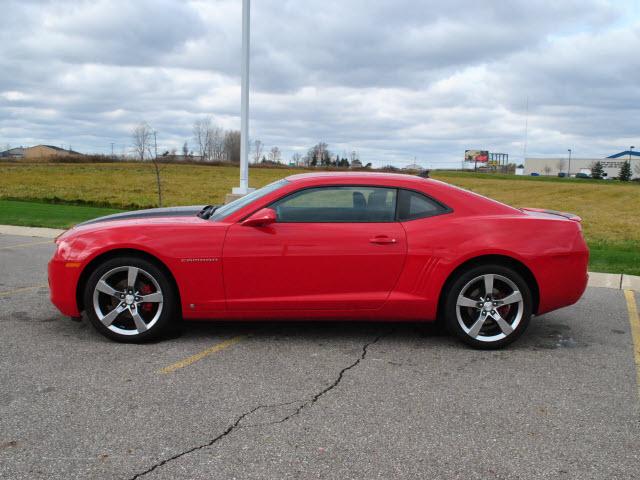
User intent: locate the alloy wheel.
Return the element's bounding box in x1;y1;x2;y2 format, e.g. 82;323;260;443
455;273;524;343
92;266;164;336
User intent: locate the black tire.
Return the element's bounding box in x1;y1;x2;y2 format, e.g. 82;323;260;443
444;264;532;349
83;256;178;343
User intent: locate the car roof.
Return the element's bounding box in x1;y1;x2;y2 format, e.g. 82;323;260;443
285;171;430;186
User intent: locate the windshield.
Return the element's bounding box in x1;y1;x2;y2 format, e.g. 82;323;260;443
210;179;289;221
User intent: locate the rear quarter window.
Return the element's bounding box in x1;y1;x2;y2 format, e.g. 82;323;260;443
397;189;448;221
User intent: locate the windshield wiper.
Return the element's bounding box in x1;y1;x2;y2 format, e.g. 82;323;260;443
197;205;219;220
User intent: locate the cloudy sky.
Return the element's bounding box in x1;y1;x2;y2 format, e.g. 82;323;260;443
1;0;639;167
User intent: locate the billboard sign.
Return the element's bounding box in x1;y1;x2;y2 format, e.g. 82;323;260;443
465;150;489;163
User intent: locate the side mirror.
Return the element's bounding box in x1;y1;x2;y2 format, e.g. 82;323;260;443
241;208;277;227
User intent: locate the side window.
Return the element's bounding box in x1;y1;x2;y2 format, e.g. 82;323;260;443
397;189;447;221
272;186;397;223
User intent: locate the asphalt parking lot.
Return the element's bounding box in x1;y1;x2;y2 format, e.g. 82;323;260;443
1;233;639;480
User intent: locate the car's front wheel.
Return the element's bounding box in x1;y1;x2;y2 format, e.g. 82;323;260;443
83;256;177;342
444;264;532;349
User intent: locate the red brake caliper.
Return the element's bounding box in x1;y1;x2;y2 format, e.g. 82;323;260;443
495;292;511;318
140;284;154;313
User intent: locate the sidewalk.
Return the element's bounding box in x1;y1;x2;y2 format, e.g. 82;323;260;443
1;224;638;291
0;224;65;239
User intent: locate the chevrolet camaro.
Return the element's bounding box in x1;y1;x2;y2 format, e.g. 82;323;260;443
48;172;589;348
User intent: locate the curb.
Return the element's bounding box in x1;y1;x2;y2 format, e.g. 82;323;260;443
589;272;640;291
0;224;65;239
0;224;638;291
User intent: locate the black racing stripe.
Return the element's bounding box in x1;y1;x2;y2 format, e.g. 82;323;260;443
77;205;207;226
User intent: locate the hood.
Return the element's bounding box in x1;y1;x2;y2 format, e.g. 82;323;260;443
76;205;207;227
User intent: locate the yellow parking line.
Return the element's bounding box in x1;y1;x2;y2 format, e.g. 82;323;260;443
160;335;246;374
624;289;640;399
0;240;52;250
0;284;49;297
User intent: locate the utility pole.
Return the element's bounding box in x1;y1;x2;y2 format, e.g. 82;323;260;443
568;149;572;177
110;142;114;157
232;0;253;196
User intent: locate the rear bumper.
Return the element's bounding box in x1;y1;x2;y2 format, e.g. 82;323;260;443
535;250;589;315
48;258;81;317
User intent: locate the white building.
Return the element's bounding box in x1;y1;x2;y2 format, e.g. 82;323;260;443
524;150;639;179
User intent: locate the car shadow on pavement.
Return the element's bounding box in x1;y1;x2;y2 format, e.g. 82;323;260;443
51;311;577;351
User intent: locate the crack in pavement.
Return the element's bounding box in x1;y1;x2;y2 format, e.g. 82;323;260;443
128;400;300;480
128;330;391;479
244;329;392;428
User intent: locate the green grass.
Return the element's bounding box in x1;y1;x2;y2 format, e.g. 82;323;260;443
0;200;123;229
587;241;640;276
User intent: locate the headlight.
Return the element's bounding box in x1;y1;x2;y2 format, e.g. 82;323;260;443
55;239;72;259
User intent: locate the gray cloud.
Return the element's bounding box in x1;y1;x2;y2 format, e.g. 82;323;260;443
0;0;638;166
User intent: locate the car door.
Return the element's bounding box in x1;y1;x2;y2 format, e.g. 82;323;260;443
222;185;407;311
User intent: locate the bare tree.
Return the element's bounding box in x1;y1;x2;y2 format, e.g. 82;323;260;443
193;118;209;161
291;152;302;166
209;127;225;161
182;141;189;158
317;142;329;166
543;165;552;176
223;130;241;163
305;142;331;167
268;146;281;163
192;118;210;161
132;122;152;161
556;158;566;173
252;139;264;164
132;122;163;206
193;118;227;162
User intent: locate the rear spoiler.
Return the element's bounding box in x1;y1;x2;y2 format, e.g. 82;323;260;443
520;207;582;222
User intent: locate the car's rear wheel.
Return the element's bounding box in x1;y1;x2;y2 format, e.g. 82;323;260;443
83;256;177;342
444;264;532;349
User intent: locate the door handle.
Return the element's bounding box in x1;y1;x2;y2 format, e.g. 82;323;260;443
369;236;397;245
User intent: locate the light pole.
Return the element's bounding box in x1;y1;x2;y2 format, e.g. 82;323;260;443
630;146;635;162
232;0;252;196
567;149;572;177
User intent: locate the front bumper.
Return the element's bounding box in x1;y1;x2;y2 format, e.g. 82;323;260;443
48;258;82;317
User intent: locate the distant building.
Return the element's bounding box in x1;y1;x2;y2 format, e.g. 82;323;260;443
524;150;640;179
0;144;83;160
350;159;363;168
606;150;640;160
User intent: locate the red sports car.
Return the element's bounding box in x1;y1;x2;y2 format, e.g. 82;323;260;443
48;172;589;348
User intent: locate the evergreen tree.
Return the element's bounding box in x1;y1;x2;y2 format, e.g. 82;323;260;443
619;161;632;181
591;161;604;179
338;157;350;168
